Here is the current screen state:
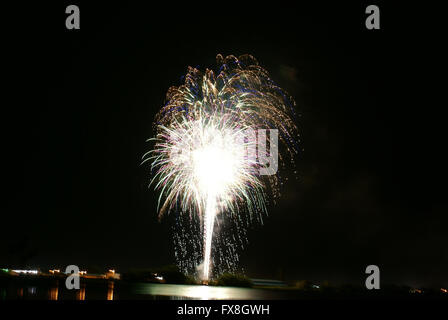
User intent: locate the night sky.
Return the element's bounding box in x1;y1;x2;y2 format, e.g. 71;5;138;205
1;3;446;287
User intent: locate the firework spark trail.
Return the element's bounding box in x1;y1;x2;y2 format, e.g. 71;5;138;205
203;193;216;280
143;54;298;281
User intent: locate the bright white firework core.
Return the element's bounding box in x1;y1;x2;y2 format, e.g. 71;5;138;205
189;125;246;280
193;138;241;196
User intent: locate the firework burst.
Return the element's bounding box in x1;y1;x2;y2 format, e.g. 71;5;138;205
143;54;298;280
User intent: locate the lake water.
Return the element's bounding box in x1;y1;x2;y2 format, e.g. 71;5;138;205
0;279;290;300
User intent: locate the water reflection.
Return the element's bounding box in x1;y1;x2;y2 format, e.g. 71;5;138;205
1;281;279;300
107;281;114;300
28;287;37;296
135;283;270;300
76;284;86;300
49;281;59;300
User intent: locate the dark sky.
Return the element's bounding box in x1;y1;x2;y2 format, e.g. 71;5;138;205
1;2;446;287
